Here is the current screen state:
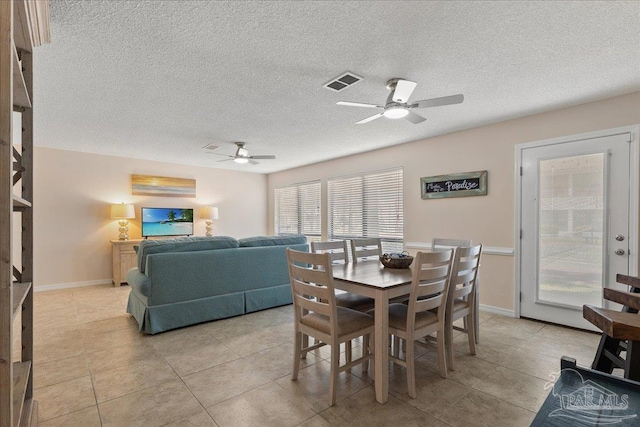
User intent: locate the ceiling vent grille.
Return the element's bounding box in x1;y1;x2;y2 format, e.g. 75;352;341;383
203;144;220;151
323;72;363;92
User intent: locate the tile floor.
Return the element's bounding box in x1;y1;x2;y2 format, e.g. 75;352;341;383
28;284;603;427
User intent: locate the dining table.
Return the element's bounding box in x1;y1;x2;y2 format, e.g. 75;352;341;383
332;260;414;404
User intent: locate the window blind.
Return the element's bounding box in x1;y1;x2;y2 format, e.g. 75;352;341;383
274;180;321;242
328;168;403;253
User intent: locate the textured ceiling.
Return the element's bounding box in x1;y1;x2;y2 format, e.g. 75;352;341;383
35;1;640;174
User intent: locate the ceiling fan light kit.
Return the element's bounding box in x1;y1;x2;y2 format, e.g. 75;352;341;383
337;77;464;125
383;105;409;119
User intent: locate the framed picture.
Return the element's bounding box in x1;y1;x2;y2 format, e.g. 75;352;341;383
420;170;487;199
131;174;196;198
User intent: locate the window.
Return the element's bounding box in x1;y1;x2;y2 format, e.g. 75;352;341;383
274;181;321;242
328;168;403;253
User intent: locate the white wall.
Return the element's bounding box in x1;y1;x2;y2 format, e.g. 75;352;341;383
267;92;640;312
33;147;268;288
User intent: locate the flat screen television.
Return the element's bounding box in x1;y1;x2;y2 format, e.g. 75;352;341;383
141;207;194;238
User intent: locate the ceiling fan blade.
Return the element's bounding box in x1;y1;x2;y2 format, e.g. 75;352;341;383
404;111;427;124
250;155;276;160
248;159;260;165
337;101;383;109
217;158;233;162
355;113;384;124
412;94;464;109
392;79;417;103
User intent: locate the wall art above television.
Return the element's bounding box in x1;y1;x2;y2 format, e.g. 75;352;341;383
141;207;194;237
132;174;196;198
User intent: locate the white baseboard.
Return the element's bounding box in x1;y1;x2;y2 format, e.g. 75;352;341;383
404;242;514;256
479;304;515;317
34;279;112;293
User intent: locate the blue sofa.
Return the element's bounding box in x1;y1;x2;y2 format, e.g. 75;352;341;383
125;235;308;334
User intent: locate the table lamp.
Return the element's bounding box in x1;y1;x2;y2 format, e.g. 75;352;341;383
110;203;135;240
200;206;219;236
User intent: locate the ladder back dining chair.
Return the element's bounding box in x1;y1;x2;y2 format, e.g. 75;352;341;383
286;248;375;406
387;249;454;398
445;244;482;370
350;237;383;263
432;237;480;344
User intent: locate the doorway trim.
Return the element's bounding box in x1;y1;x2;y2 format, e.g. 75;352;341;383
514;125;639;318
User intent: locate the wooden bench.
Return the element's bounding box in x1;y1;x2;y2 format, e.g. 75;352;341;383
583;274;640;381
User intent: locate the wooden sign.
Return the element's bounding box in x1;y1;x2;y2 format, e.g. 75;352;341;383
420;170;487;199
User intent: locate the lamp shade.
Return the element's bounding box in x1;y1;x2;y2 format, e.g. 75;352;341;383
110;203;135;219
200;206;219;220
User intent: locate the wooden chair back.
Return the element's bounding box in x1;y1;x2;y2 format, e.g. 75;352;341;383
448;244;482;304
406;249;454;331
432;238;472;251
311;240;350;264
286;248;338;334
350;237;383;263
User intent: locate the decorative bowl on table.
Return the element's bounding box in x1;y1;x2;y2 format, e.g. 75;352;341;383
379;252;414;269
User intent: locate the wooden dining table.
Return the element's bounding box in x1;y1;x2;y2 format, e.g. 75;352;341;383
332;260;414;404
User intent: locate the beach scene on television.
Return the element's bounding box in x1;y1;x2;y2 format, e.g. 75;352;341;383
142;208;193;237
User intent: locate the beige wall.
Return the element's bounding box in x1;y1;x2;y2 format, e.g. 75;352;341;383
267;92;640;312
33;148;267;288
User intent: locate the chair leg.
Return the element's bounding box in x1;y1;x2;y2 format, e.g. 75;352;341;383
346;340;353;373
393;335;400;358
329;343;340;406
301;334;309;359
445;317;455;371
406;337;416;398
467;314;477;355
362;334;370;373
369;335;375;381
292;331;302;380
437;326;448;379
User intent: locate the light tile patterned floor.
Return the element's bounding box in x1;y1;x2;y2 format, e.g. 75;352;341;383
31;284;603;427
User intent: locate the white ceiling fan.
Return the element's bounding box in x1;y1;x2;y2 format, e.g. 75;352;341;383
337;78;464;124
211;142;276;165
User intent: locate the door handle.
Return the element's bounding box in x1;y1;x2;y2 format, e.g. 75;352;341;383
615;249;625;256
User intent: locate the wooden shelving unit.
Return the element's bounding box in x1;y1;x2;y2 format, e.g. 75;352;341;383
1;1;50;426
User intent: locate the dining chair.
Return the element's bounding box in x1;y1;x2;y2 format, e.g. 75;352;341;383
311;241;375;313
286;248;375;406
432;237;479;344
432;238;472;251
310;240;349;264
445;244;482;371
387;249;454;398
350;237;383;263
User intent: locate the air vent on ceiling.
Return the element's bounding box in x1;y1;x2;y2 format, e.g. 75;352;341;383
323;72;363;92
203;144;219;151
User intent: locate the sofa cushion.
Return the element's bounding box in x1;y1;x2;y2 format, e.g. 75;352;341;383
238;234;307;247
137;236;239;273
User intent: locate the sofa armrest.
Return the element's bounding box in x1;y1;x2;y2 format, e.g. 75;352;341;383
126;268;152;297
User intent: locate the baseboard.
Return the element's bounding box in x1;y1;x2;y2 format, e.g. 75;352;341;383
404;242;514;256
479;304;515;317
34;279;112;293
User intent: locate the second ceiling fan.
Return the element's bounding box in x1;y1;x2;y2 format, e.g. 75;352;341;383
337;78;464;124
212;142;276;165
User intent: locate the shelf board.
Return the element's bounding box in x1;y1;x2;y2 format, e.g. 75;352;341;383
13;361;31;427
12;282;31;320
12;194;31;210
12;42;31;108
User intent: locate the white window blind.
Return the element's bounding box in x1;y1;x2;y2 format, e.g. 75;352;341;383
328;168;403;253
274;181;321;242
